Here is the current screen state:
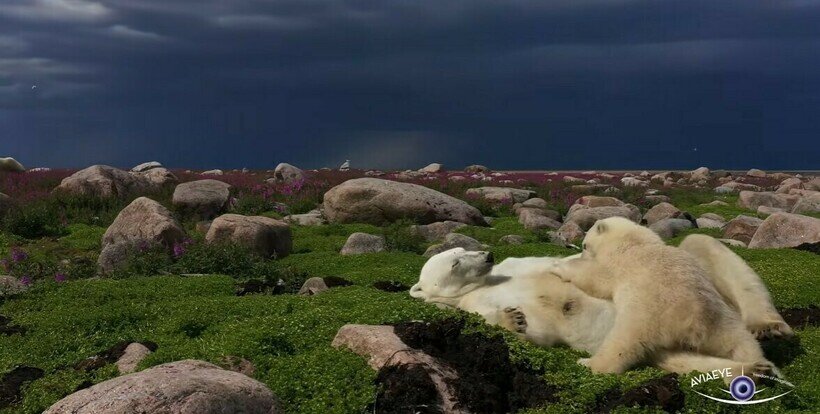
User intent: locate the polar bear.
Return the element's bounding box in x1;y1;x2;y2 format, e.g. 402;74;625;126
410;236;791;378
549;217;773;374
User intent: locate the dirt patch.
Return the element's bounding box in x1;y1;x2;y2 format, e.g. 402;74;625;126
74;341;158;372
0;366;44;409
793;242;819;255
235;275;349;296
595;374;684;413
779;305;820;329
373;364;443;414
389;318;556;413
0;315;25;336
321;276;353;288
372;281;409;292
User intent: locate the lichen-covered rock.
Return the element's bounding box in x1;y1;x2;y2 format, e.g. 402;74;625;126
518;208;561;231
649;218;693;239
465;186;536;203
792;193;820;215
423;233;487;258
738;191;799;212
749;213;820;249
102;197;186;249
0;275;27;297
206;214;291;258
723;215;764;245
409;221;467;242
273;163;305;184
55;165;157;199
340;233;386;255
131;161;162;172
172;179;232;219
499;235;525;245
116;343;153;374
643;202;681;225
284;210;327;226
419;163;444;173
43;360;282;414
323;178;486;226
565;205;641;231
746;168;767;177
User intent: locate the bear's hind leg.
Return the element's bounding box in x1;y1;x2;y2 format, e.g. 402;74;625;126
583;317;649;374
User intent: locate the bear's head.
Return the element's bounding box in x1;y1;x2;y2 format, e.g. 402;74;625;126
582;216;663;258
410;247;494;301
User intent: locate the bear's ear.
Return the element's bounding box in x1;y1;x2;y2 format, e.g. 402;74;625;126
596;222;608;234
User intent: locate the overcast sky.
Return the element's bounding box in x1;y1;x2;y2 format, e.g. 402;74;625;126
2;0;819;170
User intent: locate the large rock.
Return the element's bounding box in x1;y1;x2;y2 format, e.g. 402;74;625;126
518;208;561;231
206;214;291;258
0;157;25;172
749;213;820;249
723;215;764;244
323;178;486;226
738;191;799;212
43;360;282;414
423;233;487;258
172;179;232;219
643;202;681;225
409;221;467;242
273;163;305;184
465;186;536;203
776;178;803;194
565;205;641;231
131;161;162;172
747;168;767;177
340;233;386;255
555;221;585;243
805;177;820;192
102;197;186;249
55;165;158;199
521;197;549;210
792;193;820;215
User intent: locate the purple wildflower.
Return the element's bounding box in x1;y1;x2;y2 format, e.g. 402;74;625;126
19;276;32;286
54;273;67;283
11;248;28;263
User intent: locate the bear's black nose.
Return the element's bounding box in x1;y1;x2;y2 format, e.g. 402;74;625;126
485;252;494;263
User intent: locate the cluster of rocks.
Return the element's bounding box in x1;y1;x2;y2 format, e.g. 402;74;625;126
55;164;177;199
723;213;820;249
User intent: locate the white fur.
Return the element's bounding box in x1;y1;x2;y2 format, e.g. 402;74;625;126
411;233;792;378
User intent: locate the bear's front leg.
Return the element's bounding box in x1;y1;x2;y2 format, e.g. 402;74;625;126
584;320;647;374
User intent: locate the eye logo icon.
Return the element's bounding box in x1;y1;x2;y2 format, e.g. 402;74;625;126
729;375;755;401
691;367;794;405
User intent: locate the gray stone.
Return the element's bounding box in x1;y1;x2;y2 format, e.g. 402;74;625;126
776;177;803;194
131;161;163;172
298;277;330;296
172;179;232;219
323;178;486;226
499;235;525;245
202;169;224;175
518;208;561;231
55;165;158;199
723;215;764;244
464;165;490;174
643;202;681;225
738;191;800;211
410;221;467;242
44;360;282;414
649;218;693;239
102;197;186;249
206;214;291;258
565;205;641;231
340;233;387;255
556;221;585;243
465;186;536;203
0;275;27;297
419;163;444;173
792;193;820;215
116;343;152;374
423;233;487;258
747;168;767;177
521;197;549;209
749;213;820;249
273;163;305;184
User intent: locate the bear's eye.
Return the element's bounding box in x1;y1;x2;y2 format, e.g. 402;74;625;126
562;300;576;314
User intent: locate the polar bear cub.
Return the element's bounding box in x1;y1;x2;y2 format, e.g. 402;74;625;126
551;216;773;374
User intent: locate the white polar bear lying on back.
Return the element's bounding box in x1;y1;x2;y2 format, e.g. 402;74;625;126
410;234;793;377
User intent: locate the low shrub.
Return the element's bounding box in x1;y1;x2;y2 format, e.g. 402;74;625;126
2;202;66;239
382;220;427;254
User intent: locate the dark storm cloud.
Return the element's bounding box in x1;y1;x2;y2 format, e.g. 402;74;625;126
2;0;819;169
